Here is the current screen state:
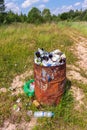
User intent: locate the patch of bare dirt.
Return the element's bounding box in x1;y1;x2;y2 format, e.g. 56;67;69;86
0;70;33;94
76;42;87;73
67;70;87;84
71;86;85;111
67;64;87;84
67;64;80;71
68;31;87;72
0;118;37;130
66;31;87;111
25;118;37;130
10;70;33;95
0;88;7;93
0;120;16;130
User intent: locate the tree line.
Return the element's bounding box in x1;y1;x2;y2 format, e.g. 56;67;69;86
0;0;87;24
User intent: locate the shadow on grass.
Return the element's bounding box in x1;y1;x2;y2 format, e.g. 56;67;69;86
65;78;72;92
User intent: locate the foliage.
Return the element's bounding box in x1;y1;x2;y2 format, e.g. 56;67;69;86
59;9;87;21
28;7;43;24
0;6;87;24
0;0;5;13
5;11;18;23
0;0;6;24
42;8;51;22
60;12;69;20
20;13;27;22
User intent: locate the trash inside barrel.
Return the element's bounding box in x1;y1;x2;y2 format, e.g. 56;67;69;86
34;48;66;105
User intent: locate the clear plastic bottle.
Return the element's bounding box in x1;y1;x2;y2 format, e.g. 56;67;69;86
30;82;35;91
34;111;54;117
38;48;44;55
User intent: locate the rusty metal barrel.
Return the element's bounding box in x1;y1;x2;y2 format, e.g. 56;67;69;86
34;62;66;105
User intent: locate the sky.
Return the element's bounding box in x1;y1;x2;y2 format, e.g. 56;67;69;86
5;0;87;15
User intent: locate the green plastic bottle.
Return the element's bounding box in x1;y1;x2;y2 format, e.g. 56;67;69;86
23;79;35;97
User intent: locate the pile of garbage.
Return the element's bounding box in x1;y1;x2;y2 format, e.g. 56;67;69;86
34;48;66;66
22;48;66;118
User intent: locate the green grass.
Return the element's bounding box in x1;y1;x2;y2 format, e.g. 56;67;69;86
57;21;87;37
0;91;16;126
0;23;87;129
33;91;74;130
0;23;76;88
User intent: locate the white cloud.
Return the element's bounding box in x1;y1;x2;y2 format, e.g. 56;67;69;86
6;2;20;13
22;0;40;8
66;5;73;10
52;8;60;15
43;0;49;3
61;5;73;13
61;5;67;10
82;0;87;9
38;4;45;9
5;0;10;2
74;2;81;6
5;0;18;3
52;5;74;15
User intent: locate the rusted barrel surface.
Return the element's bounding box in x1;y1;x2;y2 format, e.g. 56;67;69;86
34;63;66;105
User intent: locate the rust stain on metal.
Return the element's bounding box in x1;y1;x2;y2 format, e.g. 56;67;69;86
34;63;66;105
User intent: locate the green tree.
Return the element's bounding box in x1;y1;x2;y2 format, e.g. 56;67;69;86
0;0;6;24
51;14;58;22
5;11;16;23
80;9;87;21
28;7;43;24
68;10;74;19
83;11;87;21
20;13;27;22
42;8;51;22
60;12;69;20
0;0;5;12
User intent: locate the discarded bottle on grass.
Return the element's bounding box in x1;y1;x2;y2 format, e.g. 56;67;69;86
23;79;35;97
34;111;54;118
30;82;35;91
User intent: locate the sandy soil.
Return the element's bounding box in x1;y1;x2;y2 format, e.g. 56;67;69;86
68;31;87;72
0;118;37;130
10;70;33;95
67;31;87;111
71;86;85;111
